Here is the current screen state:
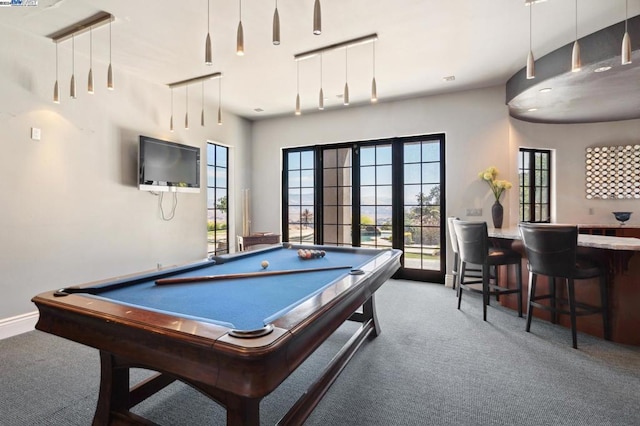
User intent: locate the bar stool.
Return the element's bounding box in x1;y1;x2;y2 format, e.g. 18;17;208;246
447;217;481;290
453;220;523;321
518;223;610;349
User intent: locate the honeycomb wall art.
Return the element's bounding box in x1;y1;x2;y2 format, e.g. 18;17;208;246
585;144;640;199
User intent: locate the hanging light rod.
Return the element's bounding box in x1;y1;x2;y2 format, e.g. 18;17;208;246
167;72;222;89
294;33;378;61
48;11;113;42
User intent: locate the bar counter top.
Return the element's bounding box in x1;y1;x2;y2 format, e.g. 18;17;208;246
489;227;640;251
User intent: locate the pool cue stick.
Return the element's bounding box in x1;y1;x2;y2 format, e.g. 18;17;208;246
155;265;354;285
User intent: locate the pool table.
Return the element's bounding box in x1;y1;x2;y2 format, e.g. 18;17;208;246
32;244;402;425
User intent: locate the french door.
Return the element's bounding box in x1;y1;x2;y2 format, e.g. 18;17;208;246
283;134;445;282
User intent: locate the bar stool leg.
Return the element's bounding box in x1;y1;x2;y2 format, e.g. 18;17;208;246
482;265;489;322
457;261;465;310
599;274;610;340
549;277;557;324
526;272;537;332
567;278;578;349
515;263;523;317
452;252;459;290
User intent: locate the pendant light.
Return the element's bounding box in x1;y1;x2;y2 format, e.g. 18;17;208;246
170;87;174;132
622;0;632;65
273;0;280;45
237;0;244;56
371;41;378;102
185;85;189;130
313;0;321;35
295;61;301;115
70;34;76;99
107;18;114;89
88;27;95;93
318;54;324;110
53;43;60;104
343;48;349;106
217;77;222;125
205;0;212;65
526;2;535;79
571;0;581;72
201;81;205;127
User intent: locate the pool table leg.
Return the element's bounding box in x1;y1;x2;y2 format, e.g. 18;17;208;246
93;351;177;426
348;295;381;337
225;395;260;426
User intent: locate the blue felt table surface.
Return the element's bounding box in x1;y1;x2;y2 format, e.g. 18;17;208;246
95;247;375;331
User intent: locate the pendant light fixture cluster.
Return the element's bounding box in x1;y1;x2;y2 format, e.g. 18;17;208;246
204;1;322;65
49;11;115;104
524;0;633;79
293;33;378;115
167;72;223;131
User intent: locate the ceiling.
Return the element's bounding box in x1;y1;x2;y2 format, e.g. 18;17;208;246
1;0;639;121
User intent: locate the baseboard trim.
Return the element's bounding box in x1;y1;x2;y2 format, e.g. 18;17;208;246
444;274;454;288
0;311;38;340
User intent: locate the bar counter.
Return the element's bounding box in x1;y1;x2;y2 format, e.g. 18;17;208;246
488;227;640;346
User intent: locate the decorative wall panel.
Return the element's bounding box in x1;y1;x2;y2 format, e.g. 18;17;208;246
585;145;640;199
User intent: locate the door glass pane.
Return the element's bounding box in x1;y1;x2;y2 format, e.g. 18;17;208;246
207;143;229;255
404;140;442;273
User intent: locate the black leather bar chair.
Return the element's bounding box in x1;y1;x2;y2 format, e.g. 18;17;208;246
518;223;610;349
453;220;523;321
447;217;481;290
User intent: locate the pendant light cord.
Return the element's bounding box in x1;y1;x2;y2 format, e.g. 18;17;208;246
625;0;628;32
529;4;532;51
575;0;578;41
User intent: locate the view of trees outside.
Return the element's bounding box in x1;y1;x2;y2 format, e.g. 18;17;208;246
360;144;393;249
207;143;229;254
519;148;551;222
403;141;441;270
283;137;442;275
287;150;315;243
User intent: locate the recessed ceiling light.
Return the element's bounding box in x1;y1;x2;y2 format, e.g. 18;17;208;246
594;66;612;73
442;75;455;82
527;108;538;112
539;87;552;93
254;108;264;112
525;0;547;5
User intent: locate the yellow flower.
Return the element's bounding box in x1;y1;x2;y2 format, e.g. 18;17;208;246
478;167;512;202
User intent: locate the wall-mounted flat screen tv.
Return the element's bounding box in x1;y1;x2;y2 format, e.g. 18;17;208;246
138;135;200;193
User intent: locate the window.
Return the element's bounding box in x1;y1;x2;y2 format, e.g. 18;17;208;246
283;149;315;244
207;143;229;254
282;134;445;283
519;148;551;223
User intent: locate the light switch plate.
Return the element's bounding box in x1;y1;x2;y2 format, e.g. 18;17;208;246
31;127;41;140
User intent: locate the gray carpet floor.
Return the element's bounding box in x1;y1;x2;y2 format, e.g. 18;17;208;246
1;279;639;425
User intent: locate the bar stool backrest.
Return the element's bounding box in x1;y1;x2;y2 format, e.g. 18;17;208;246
518;224;578;279
447;217;460;255
453;220;488;265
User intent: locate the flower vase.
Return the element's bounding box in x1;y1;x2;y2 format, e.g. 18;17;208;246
491;201;503;229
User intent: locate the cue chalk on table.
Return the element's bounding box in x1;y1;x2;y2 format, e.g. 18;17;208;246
155;265;354;285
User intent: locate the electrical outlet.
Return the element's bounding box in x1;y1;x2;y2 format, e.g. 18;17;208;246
466;208;482;216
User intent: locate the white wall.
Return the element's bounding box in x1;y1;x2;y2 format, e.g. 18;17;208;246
251;86;512;233
251;86;640;279
509;118;640;226
0;24;251;320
